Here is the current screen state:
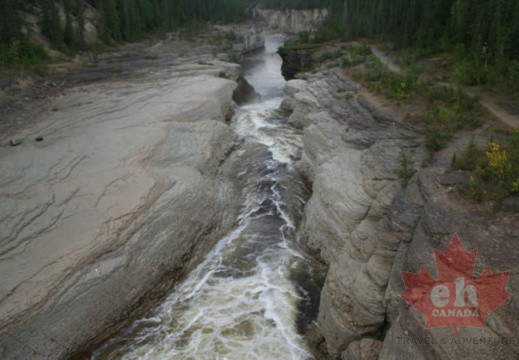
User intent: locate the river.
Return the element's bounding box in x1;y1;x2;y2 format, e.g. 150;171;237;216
93;35;324;360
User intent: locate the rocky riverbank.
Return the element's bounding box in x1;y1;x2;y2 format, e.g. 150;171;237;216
278;46;316;80
257;8;328;34
1;22;517;360
0;37;260;359
282;65;519;359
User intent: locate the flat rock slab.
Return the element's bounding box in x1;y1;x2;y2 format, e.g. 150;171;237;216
0;54;243;358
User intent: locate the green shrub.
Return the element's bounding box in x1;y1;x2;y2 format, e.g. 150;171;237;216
364;58;422;99
455;58;498;86
83;42;107;54
506;60;519;91
350;45;372;58
224;31;244;42
400;53;420;68
469;169;485;202
460;131;519;201
454;57;519;91
281;42;322;51
342;45;372;68
341;57;352;68
483;133;519;200
313;17;345;43
425;86;484;151
298;31;310;43
426;128;445;152
317;50;342;64
395;150;416;188
452;138;484;170
228;53;239;63
0;40;48;74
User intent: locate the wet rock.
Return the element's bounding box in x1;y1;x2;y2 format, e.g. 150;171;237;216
232;75;259;105
278;46;316;80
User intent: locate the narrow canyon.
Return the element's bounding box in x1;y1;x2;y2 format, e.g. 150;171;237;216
1;7;517;360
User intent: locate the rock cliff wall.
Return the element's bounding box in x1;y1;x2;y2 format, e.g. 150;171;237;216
258;8;328;34
22;1;100;53
278;47;315;80
282;67;519;359
214;23;266;55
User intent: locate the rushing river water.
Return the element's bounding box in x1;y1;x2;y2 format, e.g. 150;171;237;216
93;36;324;360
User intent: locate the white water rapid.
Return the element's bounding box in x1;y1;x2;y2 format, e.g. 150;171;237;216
93;36;323;360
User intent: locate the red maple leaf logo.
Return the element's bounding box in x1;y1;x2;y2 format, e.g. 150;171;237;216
400;233;512;334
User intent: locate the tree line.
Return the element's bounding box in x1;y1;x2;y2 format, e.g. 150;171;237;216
98;0;251;44
329;0;519;62
2;0;518;80
1;0;86;52
259;0;329;9
0;0;258;71
1;0;251;53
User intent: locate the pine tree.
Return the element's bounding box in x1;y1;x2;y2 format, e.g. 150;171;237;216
330;0;518;62
0;0;23;43
41;0;64;50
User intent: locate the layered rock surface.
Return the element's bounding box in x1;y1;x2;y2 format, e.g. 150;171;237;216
0;44;250;358
283;68;519;359
257;8;328;34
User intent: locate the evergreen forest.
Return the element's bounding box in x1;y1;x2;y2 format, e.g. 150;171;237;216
1;0;518;83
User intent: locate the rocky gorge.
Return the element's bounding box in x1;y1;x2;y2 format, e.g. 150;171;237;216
0;14;517;360
257;8;328;35
281;60;519;359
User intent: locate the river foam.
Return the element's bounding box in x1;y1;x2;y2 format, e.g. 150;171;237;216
93;36;321;360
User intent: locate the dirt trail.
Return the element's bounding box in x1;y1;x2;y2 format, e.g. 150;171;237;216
370;45;519;129
466;89;519;129
370;46;402;73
